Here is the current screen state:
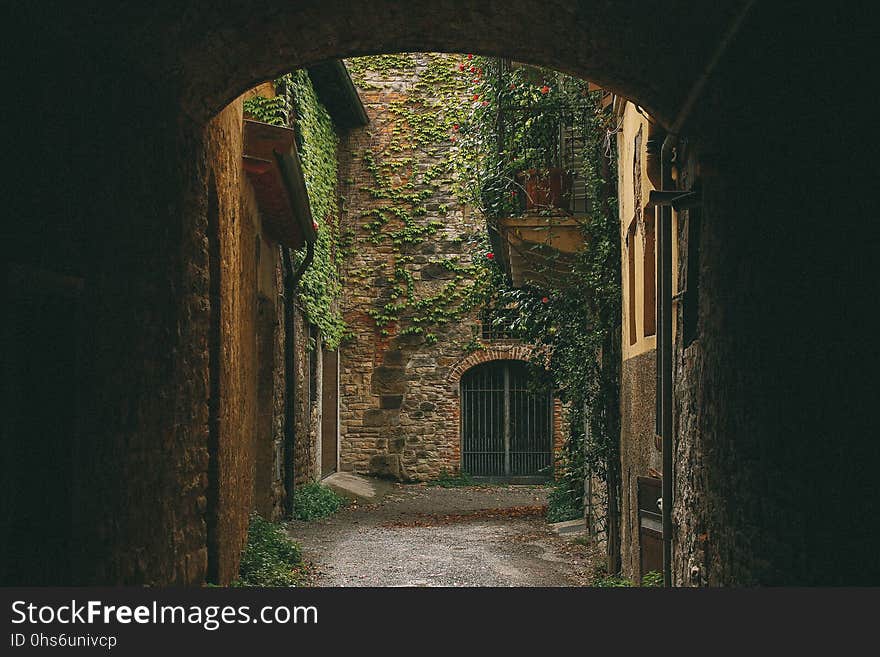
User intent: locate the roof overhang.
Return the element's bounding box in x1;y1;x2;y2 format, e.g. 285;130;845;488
307;60;369;129
242;119;316;248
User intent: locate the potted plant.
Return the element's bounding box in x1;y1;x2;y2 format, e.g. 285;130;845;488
459;58;587;217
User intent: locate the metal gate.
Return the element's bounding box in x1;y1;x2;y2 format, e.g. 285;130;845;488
461;360;552;478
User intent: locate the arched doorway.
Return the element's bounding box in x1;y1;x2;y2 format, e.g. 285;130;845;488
461;360;552;480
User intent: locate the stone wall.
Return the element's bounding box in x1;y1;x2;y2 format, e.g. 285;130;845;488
338;55;565;480
618;350;661;581
292;308;323;485
205;99;260;584
614;99;665;583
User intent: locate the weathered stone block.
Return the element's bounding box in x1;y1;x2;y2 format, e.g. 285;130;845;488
420;262;455;280
383;350;406;366
370;366;407;393
369;454;401;480
380;394;404;409
392;333;425;347
364;408;400;426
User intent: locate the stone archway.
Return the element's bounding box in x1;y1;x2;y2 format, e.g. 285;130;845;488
7;1;875;585
91;0;754;129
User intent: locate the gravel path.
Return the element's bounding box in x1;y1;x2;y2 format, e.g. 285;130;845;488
287;483;598;587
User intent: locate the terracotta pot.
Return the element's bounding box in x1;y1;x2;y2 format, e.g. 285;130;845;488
515;168;572;210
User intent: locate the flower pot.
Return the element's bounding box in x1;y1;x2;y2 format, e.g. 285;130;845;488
515;168;572;211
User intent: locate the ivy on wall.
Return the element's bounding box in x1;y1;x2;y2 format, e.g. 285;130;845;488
343;53;496;339
244;72;346;349
484;87;622;535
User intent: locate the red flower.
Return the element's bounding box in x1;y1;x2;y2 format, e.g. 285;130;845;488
470;66;476;73
472;94;479;101
453;124;459;131
313;220;319;231
481;100;489;106
459;63;465;71
541;296;549;304
540;85;551;94
486;252;494;260
450;135;457;143
467;54;473;60
509;83;517;90
510;190;517;197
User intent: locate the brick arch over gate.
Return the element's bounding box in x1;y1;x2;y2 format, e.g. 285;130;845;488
447;346;565;458
447;345;537;395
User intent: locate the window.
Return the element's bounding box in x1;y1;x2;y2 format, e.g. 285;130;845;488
643;210;656;337
480;307;516;340
627;218;638;345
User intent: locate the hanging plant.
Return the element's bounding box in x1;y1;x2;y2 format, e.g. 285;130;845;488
455;57;593;218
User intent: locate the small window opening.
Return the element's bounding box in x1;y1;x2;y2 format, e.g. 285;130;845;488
627;218;638;345
643;210;656;337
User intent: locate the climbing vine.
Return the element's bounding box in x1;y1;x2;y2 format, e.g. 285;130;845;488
245;72;346;348
462;63;622;534
343;53;496;337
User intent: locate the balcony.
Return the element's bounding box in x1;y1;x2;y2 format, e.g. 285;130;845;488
493;212;587;288
242;119;316;248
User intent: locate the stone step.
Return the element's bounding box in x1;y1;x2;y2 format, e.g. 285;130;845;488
549;518;587;536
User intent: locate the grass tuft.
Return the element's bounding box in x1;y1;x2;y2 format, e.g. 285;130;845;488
293;482;348;521
235;514;304;587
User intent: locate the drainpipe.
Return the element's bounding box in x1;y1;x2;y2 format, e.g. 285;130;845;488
281;242;315;517
659;135;675;588
274;135;318;518
281;226;316;516
657;0;756;587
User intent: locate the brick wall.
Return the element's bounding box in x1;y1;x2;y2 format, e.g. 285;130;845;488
337;56;565;481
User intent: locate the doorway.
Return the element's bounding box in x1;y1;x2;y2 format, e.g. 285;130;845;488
460;360;552;480
321;349;339;477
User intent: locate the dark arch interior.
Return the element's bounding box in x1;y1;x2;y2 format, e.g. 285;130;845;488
2;2;876;585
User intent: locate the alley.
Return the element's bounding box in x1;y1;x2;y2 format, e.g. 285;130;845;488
5;1;875;589
288;484;596;587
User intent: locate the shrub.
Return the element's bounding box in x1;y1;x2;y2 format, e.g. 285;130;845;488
293;482;347;521
236;514;303;587
546;475;582;523
641;570;663;587
593;575;634;587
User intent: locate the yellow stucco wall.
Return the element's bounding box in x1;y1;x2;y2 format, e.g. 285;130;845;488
617;101;679;362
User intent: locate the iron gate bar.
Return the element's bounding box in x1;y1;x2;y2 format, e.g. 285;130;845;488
461;360;552;478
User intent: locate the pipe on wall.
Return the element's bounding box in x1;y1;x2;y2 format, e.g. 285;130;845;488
659;134;676;588
656;0;757;587
281;242;315;517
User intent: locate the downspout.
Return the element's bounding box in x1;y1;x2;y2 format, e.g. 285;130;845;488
658;0;756;587
274;139;318;518
659;136;675;588
281;243;315;518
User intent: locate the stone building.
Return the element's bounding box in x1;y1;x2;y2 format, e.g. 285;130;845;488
1;61;365;586
201;64;368;582
336;55;565;482
613;97;672;583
